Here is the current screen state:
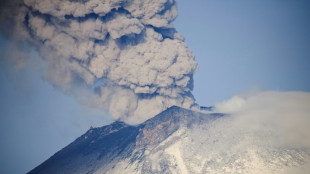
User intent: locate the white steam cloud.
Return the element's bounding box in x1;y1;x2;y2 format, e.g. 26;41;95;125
205;91;310;173
0;0;197;124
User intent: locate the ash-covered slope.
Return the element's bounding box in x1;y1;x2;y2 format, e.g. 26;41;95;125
28;106;222;174
28;106;309;174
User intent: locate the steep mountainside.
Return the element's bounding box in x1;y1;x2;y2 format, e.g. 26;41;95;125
28;106;222;174
28;106;309;174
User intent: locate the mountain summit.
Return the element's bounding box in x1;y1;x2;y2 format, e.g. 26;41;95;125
28;106;222;174
28;106;309;174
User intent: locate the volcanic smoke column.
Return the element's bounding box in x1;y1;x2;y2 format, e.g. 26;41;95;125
0;0;198;124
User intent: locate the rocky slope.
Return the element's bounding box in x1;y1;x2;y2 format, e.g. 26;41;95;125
28;106;309;174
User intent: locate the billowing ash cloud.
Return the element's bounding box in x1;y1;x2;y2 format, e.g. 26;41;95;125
0;0;198;124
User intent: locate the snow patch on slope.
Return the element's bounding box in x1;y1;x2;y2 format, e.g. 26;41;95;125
165;141;188;174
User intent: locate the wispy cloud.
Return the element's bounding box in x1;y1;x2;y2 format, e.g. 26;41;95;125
207;91;310;173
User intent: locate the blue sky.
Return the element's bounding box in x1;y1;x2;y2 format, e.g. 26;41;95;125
1;0;310;173
175;0;310;105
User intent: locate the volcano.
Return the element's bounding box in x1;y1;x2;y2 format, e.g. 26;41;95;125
28;106;308;174
27;106;222;174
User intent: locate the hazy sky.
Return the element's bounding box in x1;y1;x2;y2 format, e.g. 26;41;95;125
1;0;310;174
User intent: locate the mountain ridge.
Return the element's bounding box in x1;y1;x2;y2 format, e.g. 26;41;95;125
28;106;223;174
27;105;310;173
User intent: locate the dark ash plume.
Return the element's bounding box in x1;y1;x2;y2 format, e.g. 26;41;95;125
0;0;198;124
